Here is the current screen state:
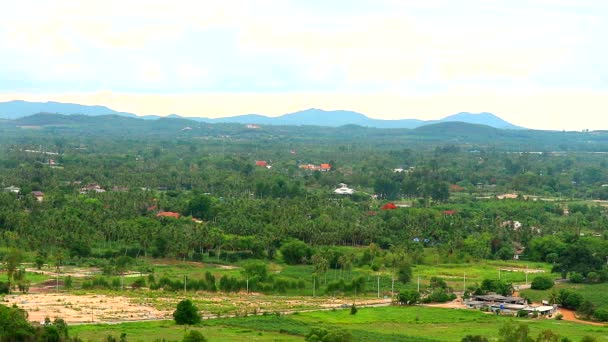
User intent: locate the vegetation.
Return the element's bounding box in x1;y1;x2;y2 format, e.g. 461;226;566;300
3;116;608;339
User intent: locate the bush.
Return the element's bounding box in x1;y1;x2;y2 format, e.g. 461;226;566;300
398;290;420;305
461;336;489;342
173;300;201;325
280;240;312;265
530;276;554;290
182;330;207;342
558;289;584;310
594;308;608;322
350;304;357;315
569;272;584;283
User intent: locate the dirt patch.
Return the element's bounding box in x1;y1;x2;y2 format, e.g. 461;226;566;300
558;308;606;327
422;298;467;309
4;293;171;324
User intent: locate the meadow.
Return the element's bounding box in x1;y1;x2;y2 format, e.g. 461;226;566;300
70;306;608;341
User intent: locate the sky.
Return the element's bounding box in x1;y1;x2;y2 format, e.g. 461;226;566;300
1;0;607;130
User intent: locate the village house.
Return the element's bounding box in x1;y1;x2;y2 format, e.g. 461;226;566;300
3;186;20;194
79;183;106;194
31;191;44;202
156;212;181;219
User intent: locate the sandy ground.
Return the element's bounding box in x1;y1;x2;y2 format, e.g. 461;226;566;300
3;291;392;324
4;293;171;324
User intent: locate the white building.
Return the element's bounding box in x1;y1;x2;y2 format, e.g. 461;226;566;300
334;183;354;195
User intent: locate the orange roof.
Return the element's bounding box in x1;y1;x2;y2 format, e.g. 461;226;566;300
381;202;398;210
320;163;331;169
156;211;180;219
255;160;268;167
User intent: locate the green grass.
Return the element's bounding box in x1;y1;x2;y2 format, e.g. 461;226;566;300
70;320;302;342
521;282;608;310
70;306;608;341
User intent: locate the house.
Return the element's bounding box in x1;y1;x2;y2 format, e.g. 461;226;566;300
472;294;526;305
381;202;398;210
157;212;181;219
246;124;261;129
80;183;106;194
334;183;354;195
255;160;268;167
31;191;44;202
320;163;331;171
523;305;557;316
497;193;519;200
443;210;457;216
3;186;20;194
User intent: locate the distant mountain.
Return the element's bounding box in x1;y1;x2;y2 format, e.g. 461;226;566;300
0;100;525;130
435;112;523;130
0;100;137;119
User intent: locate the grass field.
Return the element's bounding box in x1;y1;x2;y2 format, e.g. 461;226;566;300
70;306;608;341
521;282;608;310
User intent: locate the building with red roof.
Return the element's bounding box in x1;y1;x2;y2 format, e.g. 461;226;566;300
156;211;181;219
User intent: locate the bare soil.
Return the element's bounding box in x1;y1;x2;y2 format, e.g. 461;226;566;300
4;293;171;324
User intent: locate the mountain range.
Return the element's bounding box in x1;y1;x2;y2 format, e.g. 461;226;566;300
0;100;524;130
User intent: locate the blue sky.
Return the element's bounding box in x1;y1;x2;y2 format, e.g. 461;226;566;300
1;0;607;130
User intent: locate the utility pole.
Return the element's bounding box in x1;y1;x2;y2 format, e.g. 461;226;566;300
525;265;528;285
499;269;501;280
246;278;249;294
391;276;395;298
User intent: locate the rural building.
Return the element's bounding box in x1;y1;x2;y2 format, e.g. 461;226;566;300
334;183;355;195
255;160;268;167
3;186;20;194
31;191;44;202
156;212;181;219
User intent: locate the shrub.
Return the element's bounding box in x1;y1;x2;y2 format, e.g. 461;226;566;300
280;240;312;265
182;330;207;342
558;289;584;310
569;272;584;283
350;304;357;315
173;300;201;325
594;309;608;322
461;336;489;342
398;290;421;305
530;276;554;290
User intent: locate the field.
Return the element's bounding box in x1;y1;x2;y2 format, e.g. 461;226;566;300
521;282;608;311
70;306;608;341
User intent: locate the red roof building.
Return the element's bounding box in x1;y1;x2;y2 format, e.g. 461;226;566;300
381;202;398;210
156;211;180;219
255;160;268;167
320;163;331;170
442;210;457;216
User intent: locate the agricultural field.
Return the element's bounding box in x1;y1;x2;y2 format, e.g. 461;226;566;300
70;306;608;341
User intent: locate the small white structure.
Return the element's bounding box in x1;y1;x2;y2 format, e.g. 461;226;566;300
3;186;20;194
334;183;354;195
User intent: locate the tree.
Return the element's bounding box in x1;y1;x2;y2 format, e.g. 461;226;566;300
173;300;201;325
280;240;312;265
530;276;554;290
182;330;207;342
397;262;412;283
3;248;24;294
